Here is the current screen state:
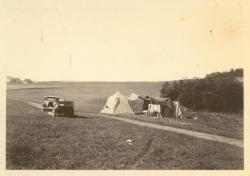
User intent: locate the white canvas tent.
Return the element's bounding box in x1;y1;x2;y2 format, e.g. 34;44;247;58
100;91;134;115
128;93;139;101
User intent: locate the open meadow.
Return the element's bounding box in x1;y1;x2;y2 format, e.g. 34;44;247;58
7;82;163;113
6;82;244;169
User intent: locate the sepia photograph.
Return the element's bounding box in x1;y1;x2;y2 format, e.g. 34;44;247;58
1;0;249;173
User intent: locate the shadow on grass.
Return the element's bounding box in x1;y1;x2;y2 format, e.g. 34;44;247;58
73;114;94;119
50;114;94;119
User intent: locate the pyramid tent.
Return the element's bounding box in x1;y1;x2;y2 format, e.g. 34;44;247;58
128;93;150;114
100;91;134;115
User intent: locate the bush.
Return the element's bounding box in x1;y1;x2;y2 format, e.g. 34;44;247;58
7;76;22;84
160;68;243;113
23;79;33;84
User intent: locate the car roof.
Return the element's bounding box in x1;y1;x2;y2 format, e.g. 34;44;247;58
58;101;74;106
59;100;73;103
44;96;59;99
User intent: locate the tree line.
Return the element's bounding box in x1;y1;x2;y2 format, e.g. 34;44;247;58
7;76;33;84
160;68;243;113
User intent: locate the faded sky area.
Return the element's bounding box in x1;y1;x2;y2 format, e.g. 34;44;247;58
1;0;249;81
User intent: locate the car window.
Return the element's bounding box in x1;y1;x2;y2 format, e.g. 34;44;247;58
48;102;54;106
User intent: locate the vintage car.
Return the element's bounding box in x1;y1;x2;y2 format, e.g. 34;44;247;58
42;96;59;112
42;96;75;117
51;100;75;117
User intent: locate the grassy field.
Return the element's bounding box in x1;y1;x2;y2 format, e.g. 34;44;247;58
6;82;244;169
6;99;243;169
7;82;163;113
7;82;243;139
118;111;243;140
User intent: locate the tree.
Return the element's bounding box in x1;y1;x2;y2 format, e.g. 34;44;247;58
23;79;33;84
6;76;22;84
160;68;243;113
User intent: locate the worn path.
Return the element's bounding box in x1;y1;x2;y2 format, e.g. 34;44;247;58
25;100;243;148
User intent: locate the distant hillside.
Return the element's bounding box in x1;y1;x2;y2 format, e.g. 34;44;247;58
7;81;164;98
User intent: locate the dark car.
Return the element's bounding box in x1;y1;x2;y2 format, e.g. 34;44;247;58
52;100;75;117
42;96;75;117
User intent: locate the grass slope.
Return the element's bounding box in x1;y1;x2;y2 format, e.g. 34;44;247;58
6;99;243;169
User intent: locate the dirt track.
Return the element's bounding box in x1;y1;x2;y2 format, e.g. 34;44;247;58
25;101;243;148
103;114;243;148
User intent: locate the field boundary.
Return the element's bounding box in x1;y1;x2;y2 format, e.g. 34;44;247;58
23;100;243;148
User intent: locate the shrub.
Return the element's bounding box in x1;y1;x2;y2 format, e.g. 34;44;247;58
160;68;243;113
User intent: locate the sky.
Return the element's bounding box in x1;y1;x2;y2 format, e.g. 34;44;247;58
1;0;249;81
